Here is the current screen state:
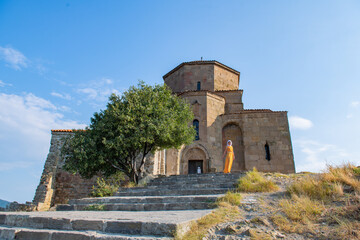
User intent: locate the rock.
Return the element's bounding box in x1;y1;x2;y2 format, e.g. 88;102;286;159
276;232;285;238
251;216;271;227
224;224;237;234
138;174;155;186
240;226;250;236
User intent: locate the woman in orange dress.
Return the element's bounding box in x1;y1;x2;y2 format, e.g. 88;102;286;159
223;140;235;173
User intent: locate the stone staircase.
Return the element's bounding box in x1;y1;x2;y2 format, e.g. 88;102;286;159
0;172;243;239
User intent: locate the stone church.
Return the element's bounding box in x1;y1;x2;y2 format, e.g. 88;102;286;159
33;60;295;210
148;60;295;176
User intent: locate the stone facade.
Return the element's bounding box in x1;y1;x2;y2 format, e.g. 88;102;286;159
33;60;295;210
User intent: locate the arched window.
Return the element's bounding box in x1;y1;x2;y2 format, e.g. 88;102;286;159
193;119;199;140
265;143;271;161
197;81;201;91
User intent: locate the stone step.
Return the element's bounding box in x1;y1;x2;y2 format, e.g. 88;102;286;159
147;178;239;186
123;182;236;190
0;210;212;238
57;201;215;211
0;225;171;240
115;188;235;196
152;173;243;182
68;195;222;205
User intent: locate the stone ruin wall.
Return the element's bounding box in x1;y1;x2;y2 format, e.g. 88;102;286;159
33;131;159;211
33;131;98;211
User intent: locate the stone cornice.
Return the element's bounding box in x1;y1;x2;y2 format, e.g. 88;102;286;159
163;60;240;79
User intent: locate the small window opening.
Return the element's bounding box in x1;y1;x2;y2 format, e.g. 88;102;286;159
265;143;271;161
193;119;199;140
197;81;201;91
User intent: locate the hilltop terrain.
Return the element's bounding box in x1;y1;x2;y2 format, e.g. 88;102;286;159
182;164;360;240
0;199;10;209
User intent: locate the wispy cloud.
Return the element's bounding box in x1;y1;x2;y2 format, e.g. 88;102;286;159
0;92;86;161
350;101;360;108
0;80;12;87
0;46;28;70
295;139;354;172
77;77;120;105
346;101;360;119
51;92;72;100
289;116;313;130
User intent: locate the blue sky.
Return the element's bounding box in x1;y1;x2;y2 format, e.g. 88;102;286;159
0;0;359;202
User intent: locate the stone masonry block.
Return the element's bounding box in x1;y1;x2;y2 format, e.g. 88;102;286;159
52;232;91;240
72;219;103;231
141;222;176;237
0;227;16;240
105;221;142;234
16;231;50;240
31;217;72;230
0;215;5;225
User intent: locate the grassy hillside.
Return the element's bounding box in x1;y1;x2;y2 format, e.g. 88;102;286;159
180;164;360;240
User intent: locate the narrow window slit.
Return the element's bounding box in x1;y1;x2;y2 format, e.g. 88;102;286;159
193;119;199;140
265;143;271;161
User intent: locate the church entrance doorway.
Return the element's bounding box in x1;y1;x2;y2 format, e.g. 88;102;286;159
188;160;203;174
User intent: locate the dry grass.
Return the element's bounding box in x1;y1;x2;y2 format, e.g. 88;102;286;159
237;168;279;192
249;228;272;240
322;163;360;193
328;220;360;239
264;172;290;178
287;175;343;201
287;163;360;202
279;195;324;223
272;163;360;239
216;191;242;206
177;194;241;240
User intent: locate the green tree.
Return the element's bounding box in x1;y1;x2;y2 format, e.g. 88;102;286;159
62;82;195;183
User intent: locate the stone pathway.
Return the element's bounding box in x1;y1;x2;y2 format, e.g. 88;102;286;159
0;173;243;239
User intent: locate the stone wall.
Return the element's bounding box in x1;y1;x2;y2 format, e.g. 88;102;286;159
33;131;97;210
214;65;239;91
215;90;244;114
52;170;97;205
164;64;214;92
241;111;295;173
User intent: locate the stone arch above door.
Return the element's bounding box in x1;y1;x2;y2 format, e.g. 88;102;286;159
180;144;209;175
222;122;245;171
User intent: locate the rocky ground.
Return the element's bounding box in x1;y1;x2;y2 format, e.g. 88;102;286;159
204;174;302;240
202;172;360;240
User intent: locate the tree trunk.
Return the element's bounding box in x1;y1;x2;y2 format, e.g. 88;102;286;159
130;170;139;184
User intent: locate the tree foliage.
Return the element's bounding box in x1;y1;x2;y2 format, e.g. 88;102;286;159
62;82;195;183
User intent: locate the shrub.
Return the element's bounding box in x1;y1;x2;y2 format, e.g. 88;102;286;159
83;204;106;211
353;166;360;176
91;172;125;197
237;168;279;192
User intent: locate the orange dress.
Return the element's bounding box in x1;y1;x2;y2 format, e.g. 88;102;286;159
223;146;234;173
